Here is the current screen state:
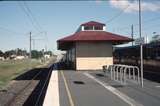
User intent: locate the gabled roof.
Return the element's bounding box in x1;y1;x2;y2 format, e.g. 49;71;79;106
81;21;105;26
57;31;133;50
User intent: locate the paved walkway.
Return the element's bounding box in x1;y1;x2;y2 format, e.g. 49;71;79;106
43;64;160;106
89;71;160;106
43;70;147;106
59;70;132;106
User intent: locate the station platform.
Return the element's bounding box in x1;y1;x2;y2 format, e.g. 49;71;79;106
42;69;160;106
89;71;160;106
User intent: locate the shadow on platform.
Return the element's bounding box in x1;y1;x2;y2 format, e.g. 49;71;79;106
53;61;75;71
13;63;55;106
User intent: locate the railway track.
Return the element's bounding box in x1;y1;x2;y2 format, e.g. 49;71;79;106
143;70;160;75
4;64;54;106
114;61;160;83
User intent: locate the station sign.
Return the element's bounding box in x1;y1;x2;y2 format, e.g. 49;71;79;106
135;37;145;45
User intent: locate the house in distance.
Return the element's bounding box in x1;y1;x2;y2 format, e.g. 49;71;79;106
57;21;132;71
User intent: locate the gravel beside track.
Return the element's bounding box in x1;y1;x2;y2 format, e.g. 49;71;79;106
0;60;55;106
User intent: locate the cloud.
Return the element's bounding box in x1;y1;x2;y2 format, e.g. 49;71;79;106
95;0;102;4
109;0;160;13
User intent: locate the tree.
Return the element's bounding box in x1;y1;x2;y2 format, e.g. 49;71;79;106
4;50;16;58
2;49;28;59
0;50;3;57
31;50;43;59
16;48;27;56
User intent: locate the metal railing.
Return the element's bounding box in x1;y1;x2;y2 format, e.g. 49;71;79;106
103;64;142;87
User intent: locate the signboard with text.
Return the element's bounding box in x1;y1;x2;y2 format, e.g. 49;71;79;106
135;37;144;45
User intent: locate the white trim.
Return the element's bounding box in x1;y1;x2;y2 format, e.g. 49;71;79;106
43;70;60;106
81;30;104;31
84;72;143;106
103;26;106;31
81;26;84;31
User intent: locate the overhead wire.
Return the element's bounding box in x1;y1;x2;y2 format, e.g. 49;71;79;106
116;15;160;32
0;25;29;38
106;4;130;24
0;26;23;35
18;1;50;50
23;1;43;32
23;1;49;49
18;1;41;33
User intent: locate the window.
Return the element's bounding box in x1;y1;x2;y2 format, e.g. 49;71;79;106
94;26;103;30
83;25;104;31
84;26;93;30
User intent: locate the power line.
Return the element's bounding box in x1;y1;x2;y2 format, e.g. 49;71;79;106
44;31;49;42
18;1;41;32
32;38;45;50
18;1;49;51
130;22;160;34
32;31;49;45
0;25;30;38
142;23;160;30
0;26;24;35
116;15;160;32
19;1;49;50
32;31;44;37
106;4;130;24
23;1;43;32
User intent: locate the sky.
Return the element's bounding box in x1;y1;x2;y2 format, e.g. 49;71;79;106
0;0;160;54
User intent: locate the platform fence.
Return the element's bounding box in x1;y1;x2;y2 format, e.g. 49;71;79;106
103;64;142;87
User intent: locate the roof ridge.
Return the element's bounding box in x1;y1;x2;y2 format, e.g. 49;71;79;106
81;21;105;26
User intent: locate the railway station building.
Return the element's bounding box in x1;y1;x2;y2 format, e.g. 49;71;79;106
57;21;132;71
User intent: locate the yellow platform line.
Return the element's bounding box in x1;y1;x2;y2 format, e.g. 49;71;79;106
60;71;75;106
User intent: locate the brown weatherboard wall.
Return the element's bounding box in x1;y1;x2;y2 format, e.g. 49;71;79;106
76;42;113;70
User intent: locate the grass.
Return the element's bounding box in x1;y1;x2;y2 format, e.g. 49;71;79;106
0;59;42;89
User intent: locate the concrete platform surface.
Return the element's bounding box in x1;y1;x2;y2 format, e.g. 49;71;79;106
89;71;160;106
44;70;160;106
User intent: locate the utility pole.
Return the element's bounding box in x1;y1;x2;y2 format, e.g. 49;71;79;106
45;45;47;52
45;31;48;52
139;0;143;88
131;24;134;46
29;32;32;59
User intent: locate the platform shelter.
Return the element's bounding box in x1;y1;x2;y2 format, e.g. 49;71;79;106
57;21;132;70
